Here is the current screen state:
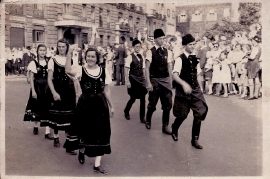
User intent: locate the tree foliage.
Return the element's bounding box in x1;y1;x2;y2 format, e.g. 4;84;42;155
238;3;261;27
204;19;245;40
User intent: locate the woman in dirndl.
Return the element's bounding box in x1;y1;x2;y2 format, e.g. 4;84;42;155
23;44;53;139
47;38;77;154
64;46;114;175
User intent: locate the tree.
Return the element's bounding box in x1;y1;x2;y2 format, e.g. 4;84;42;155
238;3;261;27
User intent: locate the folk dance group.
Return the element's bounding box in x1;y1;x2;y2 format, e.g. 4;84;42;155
23;29;208;175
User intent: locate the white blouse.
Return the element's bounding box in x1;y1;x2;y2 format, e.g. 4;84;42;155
27;59;47;73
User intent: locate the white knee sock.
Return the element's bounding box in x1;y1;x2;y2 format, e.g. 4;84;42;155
79;147;85;153
34;121;38;128
94;156;102;167
53;133;59;138
45;126;50;134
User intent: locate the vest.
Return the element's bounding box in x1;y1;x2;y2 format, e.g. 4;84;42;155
149;47;169;78
33;58;49;79
177;54;199;90
130;53;143;77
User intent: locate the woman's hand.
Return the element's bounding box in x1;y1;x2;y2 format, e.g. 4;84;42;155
110;107;114;118
53;92;61;101
32;91;37;99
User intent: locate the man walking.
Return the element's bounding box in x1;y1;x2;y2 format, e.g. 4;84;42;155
115;43;127;86
171;34;208;149
144;29;173;135
124;39;148;123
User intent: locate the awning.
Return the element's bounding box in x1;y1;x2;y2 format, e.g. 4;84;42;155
54;20;92;28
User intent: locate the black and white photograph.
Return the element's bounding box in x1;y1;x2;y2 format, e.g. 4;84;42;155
1;0;269;178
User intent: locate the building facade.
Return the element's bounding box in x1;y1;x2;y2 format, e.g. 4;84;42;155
5;3;149;49
176;3;240;39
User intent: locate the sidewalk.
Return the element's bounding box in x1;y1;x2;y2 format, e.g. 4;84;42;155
5;74;28;81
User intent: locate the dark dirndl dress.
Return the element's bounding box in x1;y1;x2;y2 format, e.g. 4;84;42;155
23;59;50;126
64;67;111;157
48;58;76;131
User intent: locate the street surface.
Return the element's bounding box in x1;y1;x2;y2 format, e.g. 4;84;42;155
5;76;262;177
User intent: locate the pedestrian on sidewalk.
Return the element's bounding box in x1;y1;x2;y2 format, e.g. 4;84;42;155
171;34;208;149
114;43;128;86
23;44;53;139
64;46;114;175
144;29;173;135
124;39;148;123
47;38;77;155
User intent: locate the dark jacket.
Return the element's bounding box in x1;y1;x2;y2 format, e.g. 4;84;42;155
115;46;127;65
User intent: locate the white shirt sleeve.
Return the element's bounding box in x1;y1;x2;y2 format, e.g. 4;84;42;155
172;57;182;74
145;50;152;63
124;55;132;68
142;55;146;69
105;68;112;85
167;50;172;63
48;58;54;72
27;61;37;73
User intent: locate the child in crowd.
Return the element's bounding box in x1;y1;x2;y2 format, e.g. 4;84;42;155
219;51;231;98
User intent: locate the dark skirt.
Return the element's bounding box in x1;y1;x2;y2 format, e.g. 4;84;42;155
48;78;76;131
128;75;147;99
245;59;260;79
204;70;213;80
64;93;111;157
23;78;50;126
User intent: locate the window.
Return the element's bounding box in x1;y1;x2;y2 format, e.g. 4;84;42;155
178;12;187;22
107;11;110;23
136;18;140;26
223;8;230;20
129;16;133;31
206;9;217;21
107;36;110;46
99;8;103;27
167;9;170;17
82;4;87;18
33;30;44;45
91;6;95;23
100;35;103;46
118;12;123;23
33;4;43;10
172;11;175;18
63;4;72;13
192;10;202;22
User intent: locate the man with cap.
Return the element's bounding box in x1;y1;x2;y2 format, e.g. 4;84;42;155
244;34;261;100
124;39;148;123
144;28;173;135
171;34;208;149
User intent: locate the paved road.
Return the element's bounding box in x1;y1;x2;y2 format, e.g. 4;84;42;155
5;78;262;177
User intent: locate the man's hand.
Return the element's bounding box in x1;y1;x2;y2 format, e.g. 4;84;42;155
182;82;192;94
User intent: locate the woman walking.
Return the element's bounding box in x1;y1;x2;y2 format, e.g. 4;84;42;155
64;46;114;175
47;38;77;154
23;44;53;139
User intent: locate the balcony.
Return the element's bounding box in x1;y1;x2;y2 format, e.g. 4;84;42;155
57;13;88;22
119;23;130;31
146;9;156;17
33;9;44;19
8;4;23;16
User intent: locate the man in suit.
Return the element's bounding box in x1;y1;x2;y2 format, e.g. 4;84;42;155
171;34;208;149
115;43;128;86
144;29;173;135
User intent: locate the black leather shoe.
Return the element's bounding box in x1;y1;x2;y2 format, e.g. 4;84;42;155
145;122;151;129
54;138;60;147
33;127;39;135
121;83;125;85
45;133;54;140
162;126;172;135
114;84;120;86
191;140;203;149
124;112;130;120
171;133;178;141
78;152;85;164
